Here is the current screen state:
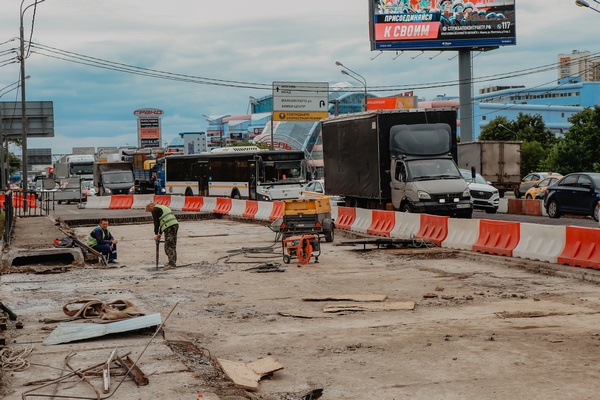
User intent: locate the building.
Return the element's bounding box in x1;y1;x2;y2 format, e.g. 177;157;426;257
557;50;600;84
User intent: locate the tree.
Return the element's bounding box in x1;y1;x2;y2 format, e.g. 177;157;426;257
478;113;555;176
542;106;600;174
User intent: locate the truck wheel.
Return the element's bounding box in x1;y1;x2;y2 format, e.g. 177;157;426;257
401;204;413;213
498;190;505;198
324;226;334;243
185;188;193;196
231;190;241;200
514;188;522;199
547;200;560;219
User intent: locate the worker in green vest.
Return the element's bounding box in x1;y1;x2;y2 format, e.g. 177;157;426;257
87;218;118;263
146;201;179;268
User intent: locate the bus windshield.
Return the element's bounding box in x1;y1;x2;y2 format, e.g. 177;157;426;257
262;160;303;183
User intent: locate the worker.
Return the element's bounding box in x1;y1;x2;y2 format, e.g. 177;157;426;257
146;201;179;268
87;218;118;263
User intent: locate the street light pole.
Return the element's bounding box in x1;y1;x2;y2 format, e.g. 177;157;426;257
335;61;368;112
19;0;45;212
576;0;600;13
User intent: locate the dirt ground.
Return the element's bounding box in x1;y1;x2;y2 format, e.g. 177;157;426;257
3;215;600;399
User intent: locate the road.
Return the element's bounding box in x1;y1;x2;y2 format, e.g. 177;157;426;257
47;202;600;229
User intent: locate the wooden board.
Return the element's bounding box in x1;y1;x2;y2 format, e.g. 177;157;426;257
303;294;388;302
247;356;284;376
278;310;331;319
323;301;416;313
217;359;260;391
43;313;162;345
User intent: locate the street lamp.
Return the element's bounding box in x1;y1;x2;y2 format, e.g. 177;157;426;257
19;0;45;212
335;61;368;112
498;124;519;140
0;76;30;189
576;0;600;13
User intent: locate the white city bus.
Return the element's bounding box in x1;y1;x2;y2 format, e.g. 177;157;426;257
164;146;307;201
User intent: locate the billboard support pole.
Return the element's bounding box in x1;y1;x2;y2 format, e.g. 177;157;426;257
458;49;474;142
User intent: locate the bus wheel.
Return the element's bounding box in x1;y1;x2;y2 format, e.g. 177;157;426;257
185;188;193;196
231;190;241;199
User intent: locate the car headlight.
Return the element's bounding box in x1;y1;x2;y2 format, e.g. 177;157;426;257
129;186;135;194
105;188;112;194
417;190;431;200
462;188;470;197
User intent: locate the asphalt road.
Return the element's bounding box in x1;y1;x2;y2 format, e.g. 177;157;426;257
45;202;600;228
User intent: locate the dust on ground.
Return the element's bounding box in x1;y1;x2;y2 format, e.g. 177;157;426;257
2;216;600;399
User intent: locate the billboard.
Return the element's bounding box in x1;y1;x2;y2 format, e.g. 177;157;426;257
369;0;516;51
367;96;418;110
134;108;163;148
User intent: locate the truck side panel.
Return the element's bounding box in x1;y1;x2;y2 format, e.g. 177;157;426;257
458;141;521;190
322;115;384;200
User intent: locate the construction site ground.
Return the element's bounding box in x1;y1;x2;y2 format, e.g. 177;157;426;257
3;214;600;399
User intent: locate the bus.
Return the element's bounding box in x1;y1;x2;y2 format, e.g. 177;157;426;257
164;146;307;201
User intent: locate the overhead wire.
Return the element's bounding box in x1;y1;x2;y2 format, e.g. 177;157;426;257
16;41;600;95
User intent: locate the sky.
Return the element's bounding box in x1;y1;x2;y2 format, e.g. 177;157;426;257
0;0;598;157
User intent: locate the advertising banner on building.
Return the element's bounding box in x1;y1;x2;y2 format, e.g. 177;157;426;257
134;108;163;148
369;0;516;51
367;96;418;110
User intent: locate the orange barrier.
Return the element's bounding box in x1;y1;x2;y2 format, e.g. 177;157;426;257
473;219;520;256
12;193;37;209
153;195;171;207
243;200;259;219
416;214;449;246
0;194;4;209
507;199;523;215
367;210;396;237
335;207;357;231
214;197;232;214
182;196;203;212
109;195;134;209
557;226;600;269
524;199;542;216
269;201;284;221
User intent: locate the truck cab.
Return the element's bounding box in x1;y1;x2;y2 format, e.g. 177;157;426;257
391;156;472;218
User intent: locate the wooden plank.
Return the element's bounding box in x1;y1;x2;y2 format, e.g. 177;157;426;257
323;301;416;313
217;359;260;391
43;313;162;345
303;294;387;302
247;356;284;377
278;310;331;319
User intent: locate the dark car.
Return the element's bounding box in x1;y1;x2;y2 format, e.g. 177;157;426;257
544;172;600;221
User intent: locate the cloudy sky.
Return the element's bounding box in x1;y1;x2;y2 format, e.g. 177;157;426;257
0;0;597;156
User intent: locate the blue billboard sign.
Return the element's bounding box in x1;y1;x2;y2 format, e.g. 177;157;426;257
369;0;516;51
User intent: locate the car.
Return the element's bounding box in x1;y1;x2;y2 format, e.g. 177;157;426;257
514;172;561;198
459;169;499;214
544;172;600;221
301;179;345;206
524;175;562;199
81;180;96;199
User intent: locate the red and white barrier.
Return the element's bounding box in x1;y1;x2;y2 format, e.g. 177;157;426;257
351;208;373;234
513;223;566;264
255;201;274;221
229;199;246;217
200;197;217;213
390;212;420;239
132;194;154;209
442;218;480;251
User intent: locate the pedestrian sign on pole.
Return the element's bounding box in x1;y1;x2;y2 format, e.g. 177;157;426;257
272;82;329;122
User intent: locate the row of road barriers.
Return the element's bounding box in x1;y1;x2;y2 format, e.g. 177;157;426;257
85;194;600;270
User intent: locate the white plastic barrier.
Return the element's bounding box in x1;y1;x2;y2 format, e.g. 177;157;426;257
442;218;480;250
132;194;154;209
200;197;217;213
85;196;111;209
229;199;246;217
389;212;421;239
513;223;566;264
254;201;274;221
331;206;338;222
498;198;508;214
351;208;372;234
168;195;185;211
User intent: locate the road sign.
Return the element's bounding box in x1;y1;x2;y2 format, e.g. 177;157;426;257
272;81;329;122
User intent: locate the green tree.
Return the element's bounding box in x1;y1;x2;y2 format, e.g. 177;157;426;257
544;106;600;174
